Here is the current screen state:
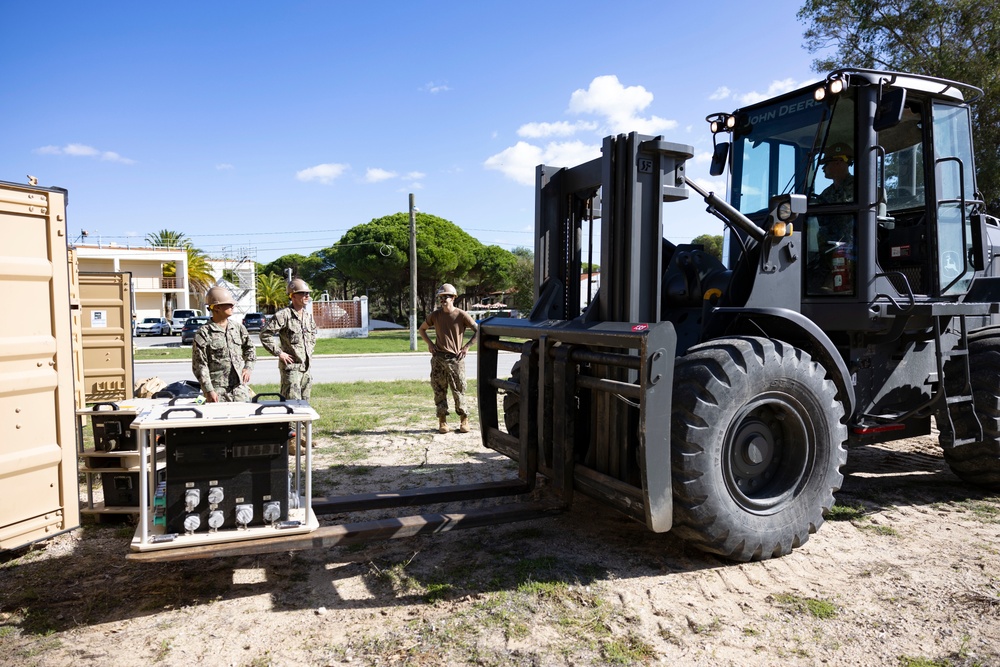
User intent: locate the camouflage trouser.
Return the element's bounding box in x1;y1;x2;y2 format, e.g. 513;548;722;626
217;382;253;402
280;367;312;401
430;353;467;418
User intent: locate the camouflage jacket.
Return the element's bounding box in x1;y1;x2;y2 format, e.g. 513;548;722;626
260;306;317;371
191;320;256;395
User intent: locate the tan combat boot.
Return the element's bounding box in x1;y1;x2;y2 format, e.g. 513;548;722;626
459;416;470;433
438;417;449;434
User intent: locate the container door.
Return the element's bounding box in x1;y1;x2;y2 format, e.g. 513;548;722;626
0;181;79;551
78;272;134;404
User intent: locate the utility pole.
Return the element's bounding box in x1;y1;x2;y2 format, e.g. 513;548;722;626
409;194;417;351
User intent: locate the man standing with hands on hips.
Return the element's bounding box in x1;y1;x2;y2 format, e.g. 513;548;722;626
419;283;478;434
260;278;318;402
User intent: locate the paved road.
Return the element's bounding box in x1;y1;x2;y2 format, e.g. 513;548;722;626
136;351;519;385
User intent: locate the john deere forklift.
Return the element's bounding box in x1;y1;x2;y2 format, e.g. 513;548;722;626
477;69;1000;561
129;69;1000;565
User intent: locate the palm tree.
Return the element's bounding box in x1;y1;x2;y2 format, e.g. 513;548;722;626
145;229;189;249
186;245;215;305
256;273;288;314
146;229;213;311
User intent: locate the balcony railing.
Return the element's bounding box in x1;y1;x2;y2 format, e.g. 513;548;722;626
132;277;180;290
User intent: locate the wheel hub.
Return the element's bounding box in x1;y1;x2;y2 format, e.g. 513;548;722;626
733;419;777;486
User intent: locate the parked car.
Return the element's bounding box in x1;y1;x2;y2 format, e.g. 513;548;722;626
135;317;170;337
180;316;211;344
170;309;200;335
242;312;266;333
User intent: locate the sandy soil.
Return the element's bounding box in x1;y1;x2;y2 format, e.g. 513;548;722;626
2;422;1000;666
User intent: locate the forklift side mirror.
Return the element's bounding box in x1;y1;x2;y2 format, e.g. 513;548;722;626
874;88;907;132
710;142;730;176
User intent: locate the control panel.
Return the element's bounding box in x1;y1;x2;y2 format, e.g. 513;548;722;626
163;421;289;534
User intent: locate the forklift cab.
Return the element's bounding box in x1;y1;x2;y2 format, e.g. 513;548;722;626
712;70;987;331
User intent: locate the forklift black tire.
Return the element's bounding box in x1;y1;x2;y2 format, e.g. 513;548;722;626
939;334;1000;487
503;361;521;438
671;336;848;562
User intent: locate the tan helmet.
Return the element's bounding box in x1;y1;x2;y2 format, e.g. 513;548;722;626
437;283;457;297
205;286;235;307
288;278;310;295
820;142;854;165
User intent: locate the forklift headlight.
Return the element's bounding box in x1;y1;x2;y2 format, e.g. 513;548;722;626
707;113;737;134
777;201;794;221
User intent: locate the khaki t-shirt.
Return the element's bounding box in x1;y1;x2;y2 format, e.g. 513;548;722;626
425;308;477;356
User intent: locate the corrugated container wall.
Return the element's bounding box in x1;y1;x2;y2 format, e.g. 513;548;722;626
0;181;80;550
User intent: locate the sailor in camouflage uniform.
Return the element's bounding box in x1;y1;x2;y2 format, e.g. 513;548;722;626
419;283;478;433
811;142;856;292
192;286;256;402
260;278;317;401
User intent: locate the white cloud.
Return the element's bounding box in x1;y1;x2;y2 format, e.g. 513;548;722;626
484;140;600;186
420;81;451;94
693;151;714;165
34;143;135;164
295;163;349;184
486;74;680;185
405;171;425;180
215;163;234;170
709;86;731;101
517;120;598;139
737;78;800;105
693;176;727;195
365;167;397;183
567;75;677;135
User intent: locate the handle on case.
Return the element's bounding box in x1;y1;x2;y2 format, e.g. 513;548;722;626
252;393;287;403
159;407;203;420
90;402;120;412
255;403;293;415
167;396;200;406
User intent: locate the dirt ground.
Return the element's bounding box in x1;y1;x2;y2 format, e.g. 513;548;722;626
3;419;1000;666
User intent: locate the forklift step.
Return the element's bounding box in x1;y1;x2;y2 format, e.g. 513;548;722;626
945;395;975;405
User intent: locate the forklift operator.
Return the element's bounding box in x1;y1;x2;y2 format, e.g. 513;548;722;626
817;143;855;205
810;142;856;292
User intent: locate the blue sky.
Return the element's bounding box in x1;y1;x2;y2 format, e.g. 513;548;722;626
2;1;827;265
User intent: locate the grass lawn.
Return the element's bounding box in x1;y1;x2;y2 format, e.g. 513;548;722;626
251;379;462;439
133;329;451;361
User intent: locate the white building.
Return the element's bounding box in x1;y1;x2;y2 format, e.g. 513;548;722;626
74;243;190;320
73;243;258;321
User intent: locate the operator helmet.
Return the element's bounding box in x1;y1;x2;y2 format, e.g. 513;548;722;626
820;143;854;165
437;283;457;297
205;286;235;307
288;278;311;295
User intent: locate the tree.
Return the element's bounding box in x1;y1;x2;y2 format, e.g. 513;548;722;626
329;212;481;321
508;246;535;314
259;253;324;286
469;245;517;301
184;245;215;300
256;272;288;313
146;229;213;310
691;234;724;261
145;229;189;248
798;0;1000;210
